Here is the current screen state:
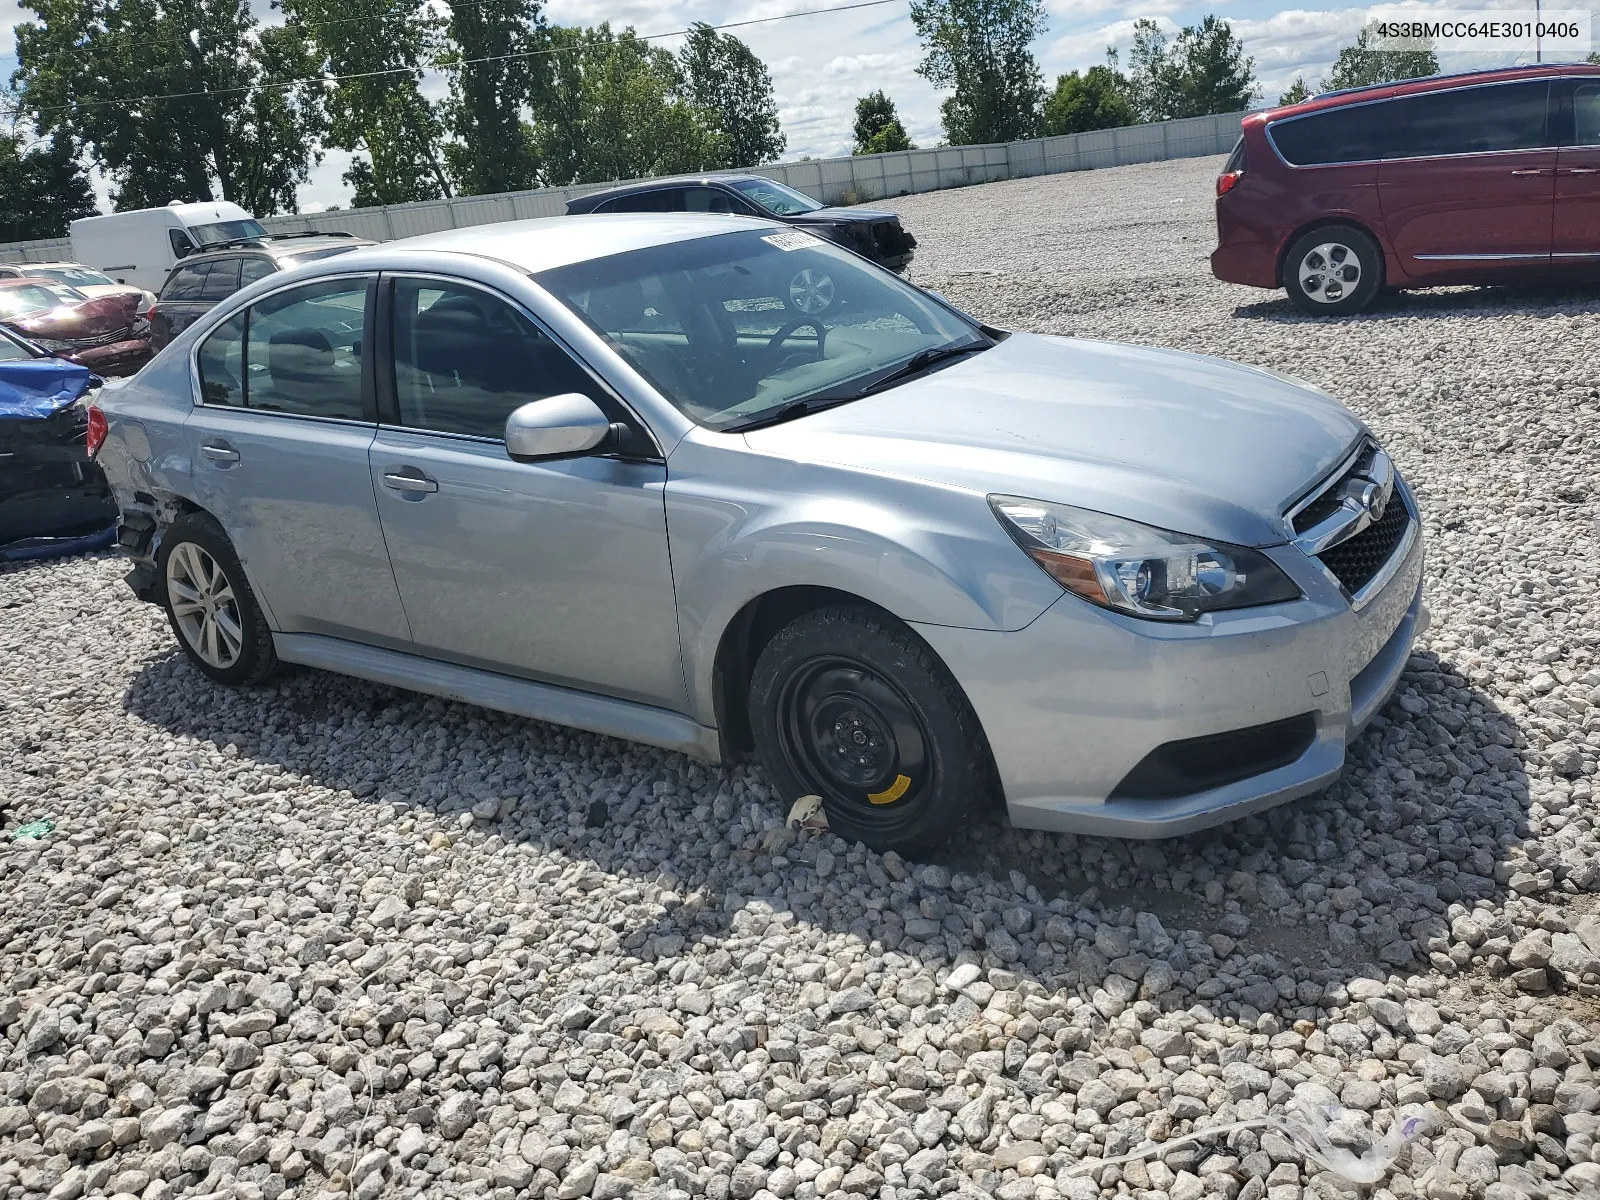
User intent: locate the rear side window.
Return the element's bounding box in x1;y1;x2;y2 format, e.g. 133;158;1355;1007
196;311;246;407
1573;82;1600;147
1268;104;1384;166
199;258;242;301
601;189;685;214
1385;81;1550;159
162;262;210;301
193;278;369;419
1224;138;1247;173
239;258;277;287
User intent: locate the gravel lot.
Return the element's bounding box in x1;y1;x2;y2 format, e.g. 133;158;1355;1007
4;154;1600;1200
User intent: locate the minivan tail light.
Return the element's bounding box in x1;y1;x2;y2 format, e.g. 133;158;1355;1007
86;405;107;457
1216;170;1244;197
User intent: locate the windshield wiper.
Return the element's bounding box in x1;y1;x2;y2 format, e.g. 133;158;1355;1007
722;394;861;434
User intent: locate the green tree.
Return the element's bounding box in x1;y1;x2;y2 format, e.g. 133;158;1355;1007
0;122;96;240
284;0;451;204
853;91;915;153
1042;63;1136;135
1127;16;1256;122
679;23;785;169
1322;26;1437;91
1278;76;1312;105
532;25;717;186
13;0;324;212
442;0;545;196
909;0;1047;145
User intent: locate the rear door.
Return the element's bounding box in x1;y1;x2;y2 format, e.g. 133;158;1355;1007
185;274;413;645
151;261;212;351
1378;80;1556;277
1554;78;1600;263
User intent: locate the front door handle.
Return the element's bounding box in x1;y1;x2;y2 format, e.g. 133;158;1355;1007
1562;167;1600;175
382;470;438;494
200;442;239;464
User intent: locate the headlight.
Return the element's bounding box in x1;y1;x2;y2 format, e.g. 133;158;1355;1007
990;495;1301;621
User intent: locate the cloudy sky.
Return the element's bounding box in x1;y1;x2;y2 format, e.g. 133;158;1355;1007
0;0;1581;212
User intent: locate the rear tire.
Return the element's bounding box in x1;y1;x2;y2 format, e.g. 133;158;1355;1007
1283;225;1383;315
749;605;998;853
156;512;278;686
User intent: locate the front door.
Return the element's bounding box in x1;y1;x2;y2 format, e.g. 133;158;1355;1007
1378;80;1556;278
186;275;412;645
1554;78;1600;263
368;275;686;710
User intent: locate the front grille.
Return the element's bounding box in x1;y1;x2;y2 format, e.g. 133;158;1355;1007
1317;498;1410;594
63;326;132;349
1110;713;1317;801
1293;443;1381;534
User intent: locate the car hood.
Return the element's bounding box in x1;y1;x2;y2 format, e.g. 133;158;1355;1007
741;333;1366;548
11;295;132;337
808;206;902;224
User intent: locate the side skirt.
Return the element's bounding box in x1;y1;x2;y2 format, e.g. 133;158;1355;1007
273;633;722;763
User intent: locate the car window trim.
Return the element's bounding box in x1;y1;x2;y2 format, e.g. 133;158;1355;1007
375;270;663;460
188;270;380;426
1265;77;1561;169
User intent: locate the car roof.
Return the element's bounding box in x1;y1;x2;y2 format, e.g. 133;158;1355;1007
1258;61;1600;123
4;261;101;271
176;234;372;263
574;174;772;202
333;213;775;275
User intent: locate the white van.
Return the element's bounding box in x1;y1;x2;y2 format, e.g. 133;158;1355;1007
70;201;269;294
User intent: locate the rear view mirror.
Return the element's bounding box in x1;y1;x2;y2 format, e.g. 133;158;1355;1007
505;393;622;462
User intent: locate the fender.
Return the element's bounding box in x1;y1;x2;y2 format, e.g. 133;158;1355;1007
663;431;1061;726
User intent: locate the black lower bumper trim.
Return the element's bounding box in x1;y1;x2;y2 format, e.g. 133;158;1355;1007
1110;713;1319;801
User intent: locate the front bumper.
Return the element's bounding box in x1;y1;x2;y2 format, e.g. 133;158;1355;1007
914;513;1425;839
67;339;152;377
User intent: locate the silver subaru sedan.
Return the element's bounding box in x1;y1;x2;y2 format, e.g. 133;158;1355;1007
93;214;1425;852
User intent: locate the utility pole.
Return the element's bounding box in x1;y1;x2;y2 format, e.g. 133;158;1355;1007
1536;0;1542;62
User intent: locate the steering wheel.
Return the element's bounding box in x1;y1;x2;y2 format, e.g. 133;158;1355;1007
763;318;827;370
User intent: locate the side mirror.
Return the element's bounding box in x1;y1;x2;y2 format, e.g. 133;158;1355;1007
505;393;624;462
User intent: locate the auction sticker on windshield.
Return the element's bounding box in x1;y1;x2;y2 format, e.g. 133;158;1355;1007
762;231;821;252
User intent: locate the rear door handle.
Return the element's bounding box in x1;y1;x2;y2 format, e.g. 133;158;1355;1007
200;442;239;463
1509;168;1550;176
382;470;438;494
1562;167;1599;175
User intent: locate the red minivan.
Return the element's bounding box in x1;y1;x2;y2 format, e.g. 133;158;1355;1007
1211;63;1600;314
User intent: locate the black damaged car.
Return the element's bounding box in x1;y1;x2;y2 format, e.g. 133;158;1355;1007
0;326;117;562
565;174;917;272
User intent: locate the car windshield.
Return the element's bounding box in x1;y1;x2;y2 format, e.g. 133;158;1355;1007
0;329;37;360
190;218;268;247
35;266;116;288
0;282;86;318
537;228;983;431
729;178;825;216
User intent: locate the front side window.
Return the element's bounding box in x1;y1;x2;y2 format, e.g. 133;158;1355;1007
684;187;745;214
1269;104;1385;166
162;263;210;301
169;228;195;258
393;279;595;439
0;329;36;360
0;282;85;318
537;228;982;430
1385;82;1550;160
199;258;243;301
1573;82;1600;147
729;177;824;216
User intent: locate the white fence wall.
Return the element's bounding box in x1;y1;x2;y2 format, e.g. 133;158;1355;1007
0;112;1243;263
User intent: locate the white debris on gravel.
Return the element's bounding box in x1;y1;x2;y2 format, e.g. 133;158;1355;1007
3;154;1600;1200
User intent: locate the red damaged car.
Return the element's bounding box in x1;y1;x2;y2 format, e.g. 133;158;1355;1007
1211;63;1600;314
0;278;152;376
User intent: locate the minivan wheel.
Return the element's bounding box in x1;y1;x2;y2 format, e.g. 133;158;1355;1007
157;512;278;686
749;605;998;853
1284;225;1382;315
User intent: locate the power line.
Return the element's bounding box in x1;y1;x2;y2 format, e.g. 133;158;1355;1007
4;0;904;119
